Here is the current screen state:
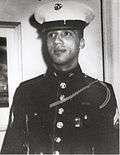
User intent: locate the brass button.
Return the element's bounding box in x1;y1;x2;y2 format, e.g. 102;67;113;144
54;137;61;143
60;82;66;89
59;95;65;101
58;108;64;114
56;122;64;128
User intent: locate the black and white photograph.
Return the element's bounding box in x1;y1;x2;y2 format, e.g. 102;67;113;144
0;0;119;154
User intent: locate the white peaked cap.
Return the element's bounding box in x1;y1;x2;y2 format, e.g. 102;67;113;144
34;0;95;31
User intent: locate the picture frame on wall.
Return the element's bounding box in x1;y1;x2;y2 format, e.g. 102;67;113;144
0;37;8;107
0;22;22;108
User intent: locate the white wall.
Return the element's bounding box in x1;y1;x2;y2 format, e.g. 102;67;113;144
0;0;117;151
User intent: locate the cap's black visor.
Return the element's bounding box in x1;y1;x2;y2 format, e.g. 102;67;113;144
41;20;88;32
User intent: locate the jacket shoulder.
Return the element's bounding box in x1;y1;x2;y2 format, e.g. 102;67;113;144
81;74;116;109
86;79;116;109
14;74;47;97
20;74;46;87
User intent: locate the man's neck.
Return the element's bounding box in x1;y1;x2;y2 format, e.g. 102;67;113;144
53;61;78;72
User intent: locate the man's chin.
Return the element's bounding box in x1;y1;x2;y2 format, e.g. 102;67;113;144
51;56;66;64
52;59;68;65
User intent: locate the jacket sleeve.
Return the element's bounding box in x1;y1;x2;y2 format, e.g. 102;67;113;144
1;84;28;154
94;83;119;154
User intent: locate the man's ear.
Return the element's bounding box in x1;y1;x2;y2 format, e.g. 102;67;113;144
79;38;85;49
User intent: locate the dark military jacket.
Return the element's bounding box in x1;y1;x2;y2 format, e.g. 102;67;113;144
1;65;119;154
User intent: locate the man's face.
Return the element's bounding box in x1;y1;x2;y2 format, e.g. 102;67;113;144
46;30;81;66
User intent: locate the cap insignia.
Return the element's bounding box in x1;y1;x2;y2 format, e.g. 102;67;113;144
54;3;63;10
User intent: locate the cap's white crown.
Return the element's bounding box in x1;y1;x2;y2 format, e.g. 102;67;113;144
34;0;95;25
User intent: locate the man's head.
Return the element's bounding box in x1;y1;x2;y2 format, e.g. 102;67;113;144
34;0;95;70
46;29;85;67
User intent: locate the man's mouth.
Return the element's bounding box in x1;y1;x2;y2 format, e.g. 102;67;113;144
54;49;66;55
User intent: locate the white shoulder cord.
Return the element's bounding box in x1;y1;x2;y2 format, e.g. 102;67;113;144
99;81;111;109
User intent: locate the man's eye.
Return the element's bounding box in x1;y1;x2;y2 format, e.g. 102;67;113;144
48;33;56;39
63;31;72;37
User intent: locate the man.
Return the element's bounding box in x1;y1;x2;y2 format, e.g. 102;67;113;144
1;0;119;154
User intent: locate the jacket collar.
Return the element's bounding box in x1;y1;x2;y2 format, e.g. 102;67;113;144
46;64;83;80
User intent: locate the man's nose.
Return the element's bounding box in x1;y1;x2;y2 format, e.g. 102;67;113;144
54;34;63;44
